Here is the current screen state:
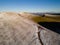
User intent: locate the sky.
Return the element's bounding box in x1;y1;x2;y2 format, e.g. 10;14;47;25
0;0;60;12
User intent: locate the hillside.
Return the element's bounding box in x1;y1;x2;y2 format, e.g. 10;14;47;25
0;12;41;45
20;12;60;23
0;12;60;45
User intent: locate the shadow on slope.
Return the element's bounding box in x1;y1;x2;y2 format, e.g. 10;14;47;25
38;22;60;34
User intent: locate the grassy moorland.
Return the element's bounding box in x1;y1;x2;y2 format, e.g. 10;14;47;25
20;12;60;23
31;15;60;23
32;16;60;22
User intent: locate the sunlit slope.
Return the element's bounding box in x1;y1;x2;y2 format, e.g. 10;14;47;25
20;12;60;23
0;12;40;45
32;15;60;22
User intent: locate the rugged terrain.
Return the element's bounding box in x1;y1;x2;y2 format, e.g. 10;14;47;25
0;12;60;45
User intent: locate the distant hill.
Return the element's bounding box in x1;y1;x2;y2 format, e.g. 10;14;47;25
31;12;60;15
45;13;60;15
20;12;60;22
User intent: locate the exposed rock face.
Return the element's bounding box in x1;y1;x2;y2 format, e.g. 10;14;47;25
0;12;60;45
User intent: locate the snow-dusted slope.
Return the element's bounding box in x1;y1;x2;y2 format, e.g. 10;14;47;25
0;12;40;45
0;12;60;45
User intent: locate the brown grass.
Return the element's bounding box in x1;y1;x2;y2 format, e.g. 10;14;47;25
30;15;60;23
